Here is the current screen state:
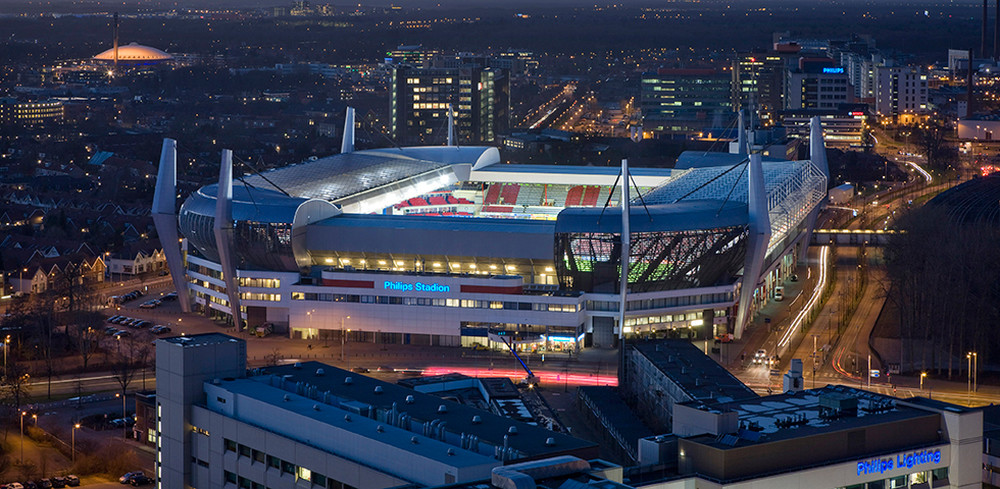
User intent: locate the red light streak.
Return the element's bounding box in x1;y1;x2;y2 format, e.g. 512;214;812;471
421;367;618;386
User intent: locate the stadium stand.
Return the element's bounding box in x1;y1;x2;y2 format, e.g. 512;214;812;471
500;183;521;204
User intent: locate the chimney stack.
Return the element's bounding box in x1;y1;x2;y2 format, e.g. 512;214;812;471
984;0;989;58
112;12;119;72
969;49;976;118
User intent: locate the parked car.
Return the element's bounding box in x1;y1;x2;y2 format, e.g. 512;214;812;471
129;476;153;487
8;482;24;489
104;326;119;335
36;479;51;489
65;476;80;487
51;477;66;489
113;330;131;338
150;325;171;335
161;292;178;301
107;315;123;323
138;300;160;309
111;316;129;324
23;482;37;489
119;472;144;484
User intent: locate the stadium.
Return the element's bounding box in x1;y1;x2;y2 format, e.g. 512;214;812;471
153;109;829;352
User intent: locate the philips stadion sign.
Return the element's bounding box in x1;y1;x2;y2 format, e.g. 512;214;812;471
383;281;451;293
856;449;942;477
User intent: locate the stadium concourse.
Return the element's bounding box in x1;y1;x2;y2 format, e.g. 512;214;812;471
152;108;829;354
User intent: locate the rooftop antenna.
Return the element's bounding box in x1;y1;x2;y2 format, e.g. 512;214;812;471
113;12;119;74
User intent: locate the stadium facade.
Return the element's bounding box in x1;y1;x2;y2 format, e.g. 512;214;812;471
153;109;829;351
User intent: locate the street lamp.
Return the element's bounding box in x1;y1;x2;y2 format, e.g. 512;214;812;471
19;411;26;463
341;316;350;361
920;372;927;391
31;414;36;426
72;423;80;463
116;392;127;439
973;352;978;393
3;334;9;379
967;352;975;405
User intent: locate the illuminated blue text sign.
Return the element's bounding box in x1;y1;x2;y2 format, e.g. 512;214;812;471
856;449;941;476
384;281;451;292
823;67;845;74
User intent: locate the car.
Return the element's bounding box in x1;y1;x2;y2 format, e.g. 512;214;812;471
36;480;51;489
113;330;131;338
150;325;171;335
754;349;768;365
132;320;152;329
375;365;394;372
119;472;144;484
110;316;128;324
65;476;79;487
23;482;37;489
51;478;66;489
9;483;24;489
471;343;489;351
774;285;785;301
129;476;153;487
161;292;178;301
104;326;119;335
350;366;369;373
138;300;160;309
107;315;123;323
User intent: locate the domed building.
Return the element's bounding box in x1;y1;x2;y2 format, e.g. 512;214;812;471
93;42;173;66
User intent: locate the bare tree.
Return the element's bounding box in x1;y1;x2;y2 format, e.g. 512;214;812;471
110;337;138;437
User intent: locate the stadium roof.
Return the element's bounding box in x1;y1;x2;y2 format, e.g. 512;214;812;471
642;160;827;253
239;147;494;205
555;200;748;234
469;164;675;187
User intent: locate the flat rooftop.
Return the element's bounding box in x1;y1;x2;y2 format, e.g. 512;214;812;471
682;385;941;449
631;340;757;404
213;378;497;467
257;361;597;460
161;333;242;348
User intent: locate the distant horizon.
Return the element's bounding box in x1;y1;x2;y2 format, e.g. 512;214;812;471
0;0;992;15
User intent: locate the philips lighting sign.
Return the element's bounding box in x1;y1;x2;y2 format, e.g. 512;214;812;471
822;67;845;74
856;449;942;477
384;281;451;293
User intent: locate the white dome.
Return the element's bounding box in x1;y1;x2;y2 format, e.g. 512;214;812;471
94;42;173;62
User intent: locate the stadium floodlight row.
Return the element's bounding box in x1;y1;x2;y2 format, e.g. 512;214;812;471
153;108;829;352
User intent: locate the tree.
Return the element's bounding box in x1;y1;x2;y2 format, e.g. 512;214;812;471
110;336;138;436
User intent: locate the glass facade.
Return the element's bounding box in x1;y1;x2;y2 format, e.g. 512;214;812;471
179;211;297;272
555;227;748;293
